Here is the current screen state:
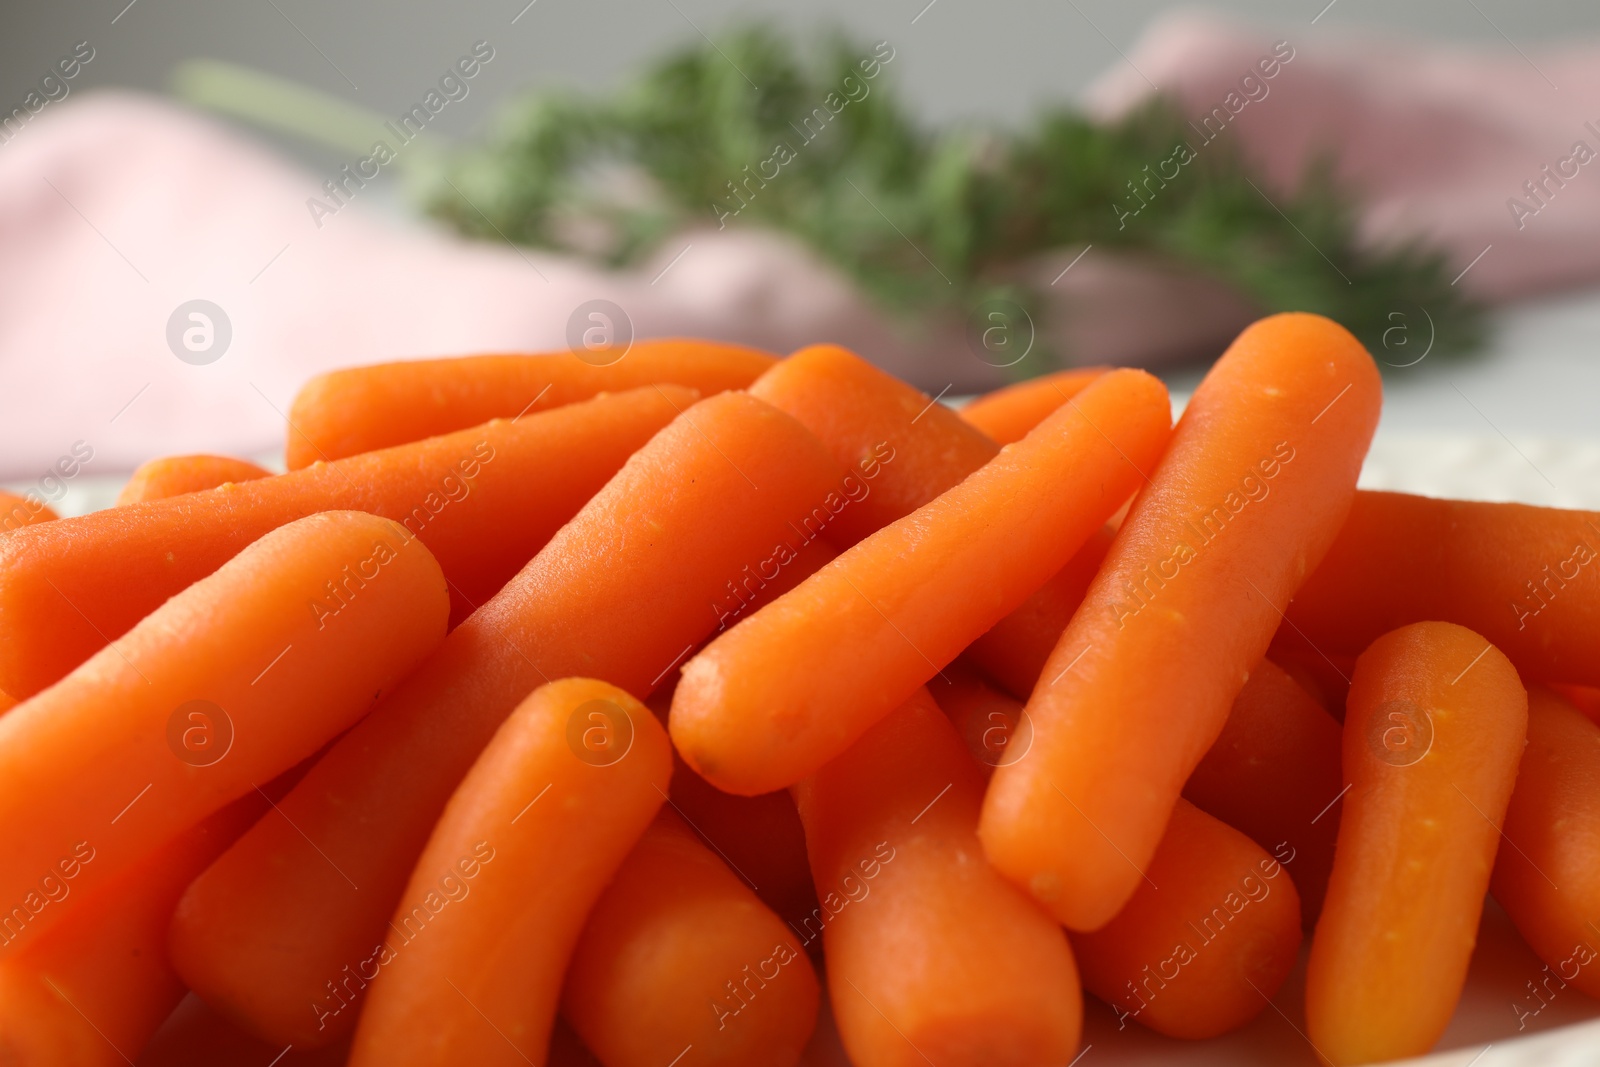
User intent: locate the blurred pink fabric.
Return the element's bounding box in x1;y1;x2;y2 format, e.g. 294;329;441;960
3;11;1600;478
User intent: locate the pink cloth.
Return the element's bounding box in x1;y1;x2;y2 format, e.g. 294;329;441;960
4;13;1600;478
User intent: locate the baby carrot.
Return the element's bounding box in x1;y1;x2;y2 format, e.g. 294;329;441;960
673;367;1172;794
0;489;57;532
748;344;1123;698
1289;491;1600;687
286;339;774;467
958;367;1110;445
1306;621;1527;1065
0;386;690;698
169;392;846;1047
1491;686;1600;1003
1072;799;1302;1039
0;797;263;1065
0;510;447;956
116;454;272;504
1183;658;1344;924
929;661;1031;775
562;808;820;1067
347;678;672;1067
794;688;1082;1066
963;523;1115;700
981;312;1382;931
748;344;996;544
660;744;819;935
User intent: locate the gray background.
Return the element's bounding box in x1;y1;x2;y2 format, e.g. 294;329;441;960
8;0;1600;151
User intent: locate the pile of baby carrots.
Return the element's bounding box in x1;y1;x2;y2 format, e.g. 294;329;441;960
2;312;1597;1067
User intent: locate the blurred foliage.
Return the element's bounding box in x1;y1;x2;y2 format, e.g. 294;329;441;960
426;27;1484;365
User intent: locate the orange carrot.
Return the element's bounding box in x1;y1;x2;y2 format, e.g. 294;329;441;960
170;392;846;1047
1267;639;1354;719
286;340;775;467
0;797;264;1065
1492;686;1600;1004
928;661;1031;775
116;454;272;504
981;313;1382;931
562;808;820;1067
749;344;1123;699
1072;799;1302;1039
794;688;1082;1066
748;344;996;544
958;367;1110;445
346;679;671;1067
1182;659;1344;924
1550;682;1600;726
963;523;1115;700
0;387;690;698
1289;491;1600;687
1306;621;1527;1065
0;691;14;715
0;489;57;532
673;367;1172;794
0;510;447;956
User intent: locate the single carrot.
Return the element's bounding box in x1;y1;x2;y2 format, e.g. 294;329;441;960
794;688;1082;1066
673;367;1172;794
345;678;671;1067
0;510;447;956
1306;621;1527;1065
928;661;1031;775
1182;659;1344;925
169;392;847;1047
1288;491;1600;687
116;454;272;504
963;523;1115;700
958;367;1110;445
748;344;1123;700
981;313;1382;932
748;344;996;544
562;808;820;1067
0;796;264;1065
1071;799;1302;1039
0;386;691;698
286;340;775;467
0;489;57;532
1491;686;1600;1004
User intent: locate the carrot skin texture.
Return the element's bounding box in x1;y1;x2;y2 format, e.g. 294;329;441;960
347;679;672;1067
170;393;846;1048
957;366;1110;445
0;489;58;532
1183;658;1344;924
1491;687;1600;1001
562;808;820;1067
1072;800;1302;1039
981;312;1382;931
0;510;447;955
1289;491;1600;687
795;689;1082;1067
673;367;1173;794
116;454;273;504
0;797;264;1065
286;339;774;467
0;387;693;699
748;345;1120;697
1306;622;1528;1065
